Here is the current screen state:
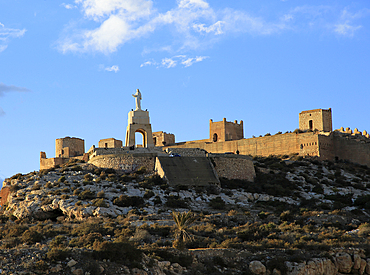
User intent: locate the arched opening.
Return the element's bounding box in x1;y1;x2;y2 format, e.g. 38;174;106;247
309;120;313;130
135;129;146;147
213;133;218;142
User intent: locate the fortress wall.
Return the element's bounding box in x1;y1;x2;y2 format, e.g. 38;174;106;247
318;135;335;160
210;155;255;181
88;154;156;173
168;132;321;157
297;134;320;157
332;135;370;167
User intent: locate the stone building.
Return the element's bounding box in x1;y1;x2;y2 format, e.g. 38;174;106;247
153;131;175;146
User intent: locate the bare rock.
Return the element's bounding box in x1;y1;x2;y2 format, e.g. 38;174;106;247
67;259;77;267
249;260;266;275
354;254;362;270
335;252;353;274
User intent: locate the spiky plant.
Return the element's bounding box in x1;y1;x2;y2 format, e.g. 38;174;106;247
171;210;196;250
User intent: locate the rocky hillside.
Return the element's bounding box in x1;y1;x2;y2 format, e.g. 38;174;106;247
2;156;370;274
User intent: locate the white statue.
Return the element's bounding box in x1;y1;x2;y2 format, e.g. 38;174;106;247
132;89;142;110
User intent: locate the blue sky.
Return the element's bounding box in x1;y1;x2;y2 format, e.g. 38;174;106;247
1;0;370;185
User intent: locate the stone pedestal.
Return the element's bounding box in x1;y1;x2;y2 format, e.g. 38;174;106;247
125;110;154;148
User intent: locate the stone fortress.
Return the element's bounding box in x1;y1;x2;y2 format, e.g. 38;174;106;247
40;90;370;185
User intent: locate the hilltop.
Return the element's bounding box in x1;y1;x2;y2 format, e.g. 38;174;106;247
1;155;370;274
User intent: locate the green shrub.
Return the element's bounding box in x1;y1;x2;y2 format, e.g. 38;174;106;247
92;198;108;208
50;235;67;248
92;240;142;266
113;195;144;208
209;197;225;210
78;189;96;200
97;191;105;198
165;195;188;208
58;176;66;183
21;229;43;244
135;166;147;175
46;248;70;262
69;232;103;248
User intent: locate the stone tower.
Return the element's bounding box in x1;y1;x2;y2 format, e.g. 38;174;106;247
209;118;243;142
299;108;332;132
125;89;154;148
55;137;84;158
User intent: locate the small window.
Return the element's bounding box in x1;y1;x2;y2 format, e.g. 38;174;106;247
105;143;108;148
309;120;313;130
213;133;218;142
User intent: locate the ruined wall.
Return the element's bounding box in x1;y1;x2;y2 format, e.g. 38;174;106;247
153;131;175;146
299;108;332;132
40;154;68;170
209;118;243;142
98;138;122;148
88;154;156;173
55;137;84;158
210;154;255;181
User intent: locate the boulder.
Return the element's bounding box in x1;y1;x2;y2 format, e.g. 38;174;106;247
335;252;353;273
249;261;266;275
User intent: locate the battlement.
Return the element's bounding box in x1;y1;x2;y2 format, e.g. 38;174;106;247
209;118;243;142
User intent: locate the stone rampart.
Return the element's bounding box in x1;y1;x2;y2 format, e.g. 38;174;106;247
88;154;156;173
209;154;255;181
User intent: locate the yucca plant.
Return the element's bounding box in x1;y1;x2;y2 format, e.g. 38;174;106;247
171;210;196;250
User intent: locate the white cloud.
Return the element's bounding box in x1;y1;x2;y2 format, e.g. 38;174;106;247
0;23;26;52
334;23;361;37
181;55;208;67
140;60;157;67
0;45;7;53
104;65;119;72
142;55;208;68
193;21;224;35
332;8;370;37
61;3;77;9
161;58;177;68
58;2;370;54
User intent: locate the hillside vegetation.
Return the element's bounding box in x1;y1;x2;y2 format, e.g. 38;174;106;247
1;156;370;274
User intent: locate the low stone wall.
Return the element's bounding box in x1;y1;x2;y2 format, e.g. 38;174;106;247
209;154;255;181
165;148;207;157
88;154;156;173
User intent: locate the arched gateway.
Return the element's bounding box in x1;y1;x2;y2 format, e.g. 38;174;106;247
125;89;154;148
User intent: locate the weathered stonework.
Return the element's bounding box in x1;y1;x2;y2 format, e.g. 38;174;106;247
209;154;255;182
88;153;156;173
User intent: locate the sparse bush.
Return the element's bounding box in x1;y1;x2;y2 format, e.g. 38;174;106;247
209;197;225;210
113;195;144;208
78;189;95;200
46;248;70;262
165;195;188;208
21;229;43;244
92;198;108;208
58;176;66;183
97;191;105;198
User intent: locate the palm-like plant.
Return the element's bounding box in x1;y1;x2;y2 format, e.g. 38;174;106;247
171;210;196;250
